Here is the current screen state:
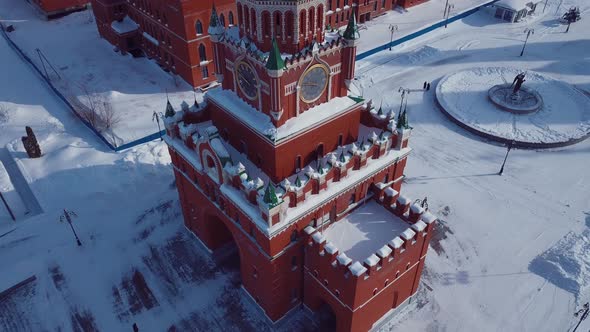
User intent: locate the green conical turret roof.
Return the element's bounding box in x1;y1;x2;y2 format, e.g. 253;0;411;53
343;8;359;40
266;38;285;71
208;4;224;35
263;183;279;206
295;175;302;187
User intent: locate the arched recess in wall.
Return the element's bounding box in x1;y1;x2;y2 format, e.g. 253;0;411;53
195;20;203;35
285;11;294;38
262;11;271;37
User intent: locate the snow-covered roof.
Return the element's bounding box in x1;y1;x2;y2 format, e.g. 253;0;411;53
364;254;380;267
111;16;138;34
323;200;409;262
401;228;416;241
337;253;352;266
411;220;427;233
389;237;404;249
324;242;338;255
349;261;368;277
206;88;360;142
376;245;393;258
495;0;539;10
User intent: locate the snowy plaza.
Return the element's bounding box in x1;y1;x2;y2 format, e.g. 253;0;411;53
1;0;590;331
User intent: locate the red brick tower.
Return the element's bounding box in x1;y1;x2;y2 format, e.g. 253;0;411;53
164;4;436;331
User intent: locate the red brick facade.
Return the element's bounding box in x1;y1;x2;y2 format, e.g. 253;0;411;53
91;0;427;88
30;0;88;19
91;0;236;88
163;2;436;331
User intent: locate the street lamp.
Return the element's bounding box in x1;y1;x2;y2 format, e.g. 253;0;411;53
520;28;534;57
444;3;455;28
152;111;164;140
59;209;82;246
388;24;398;51
498;140;515;176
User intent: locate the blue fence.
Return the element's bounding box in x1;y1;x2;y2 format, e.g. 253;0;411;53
2;0;497;152
356;0;498;60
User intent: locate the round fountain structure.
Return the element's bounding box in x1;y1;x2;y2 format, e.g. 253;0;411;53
488;83;543;114
435;67;590;148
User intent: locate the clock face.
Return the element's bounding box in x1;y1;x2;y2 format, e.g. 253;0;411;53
236;61;258;100
299;64;329;103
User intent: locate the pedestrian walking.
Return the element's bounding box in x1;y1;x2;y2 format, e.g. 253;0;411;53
133;323;139;332
423;81;427;90
426;82;431;91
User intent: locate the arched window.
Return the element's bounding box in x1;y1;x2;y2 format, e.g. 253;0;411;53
198;44;207;62
229;11;235;25
237;4;243;27
251;8;257;37
195;20;203;35
317;5;323;32
299;10;306;37
309;7;315;36
274;11;282;37
243;5;250;32
220;13;226;27
285;11;294;38
316;143;324;158
262;11;271;37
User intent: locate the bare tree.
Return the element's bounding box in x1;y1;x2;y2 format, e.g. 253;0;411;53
70;83;120;135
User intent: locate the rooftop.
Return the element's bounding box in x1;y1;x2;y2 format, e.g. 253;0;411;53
322;200;410;263
206;88;360;143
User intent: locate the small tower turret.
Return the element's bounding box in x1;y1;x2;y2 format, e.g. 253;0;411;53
341;9;360;95
208;4;226;82
266;38;286;125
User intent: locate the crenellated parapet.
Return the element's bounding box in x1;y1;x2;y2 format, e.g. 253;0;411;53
302;194;437;309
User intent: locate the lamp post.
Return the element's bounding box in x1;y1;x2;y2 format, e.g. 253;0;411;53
152;111;164;140
498;140;515;176
59;209;82;246
388;24;398;51
519;28;534;57
444;3;455;28
573;302;589;332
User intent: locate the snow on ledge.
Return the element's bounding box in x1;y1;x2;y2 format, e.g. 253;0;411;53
337;253;352;266
422;212;437;224
111;16;138;34
312;232;326;244
410;203;425;214
376;245;392;258
411;220;427;233
401;228;416;240
364;254;380;267
397;195;410;205
384;187;398;197
349;261;368;277
325;242;338;255
304;226;316;235
389;237;404;249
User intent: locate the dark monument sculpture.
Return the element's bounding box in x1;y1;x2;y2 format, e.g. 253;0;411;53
21;126;41;158
511;72;526;94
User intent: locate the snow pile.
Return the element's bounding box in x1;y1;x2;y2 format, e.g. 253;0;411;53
529;229;590;301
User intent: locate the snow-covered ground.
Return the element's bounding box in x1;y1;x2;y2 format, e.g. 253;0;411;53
354;0;493;53
0;0;589;331
0;0;198;146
